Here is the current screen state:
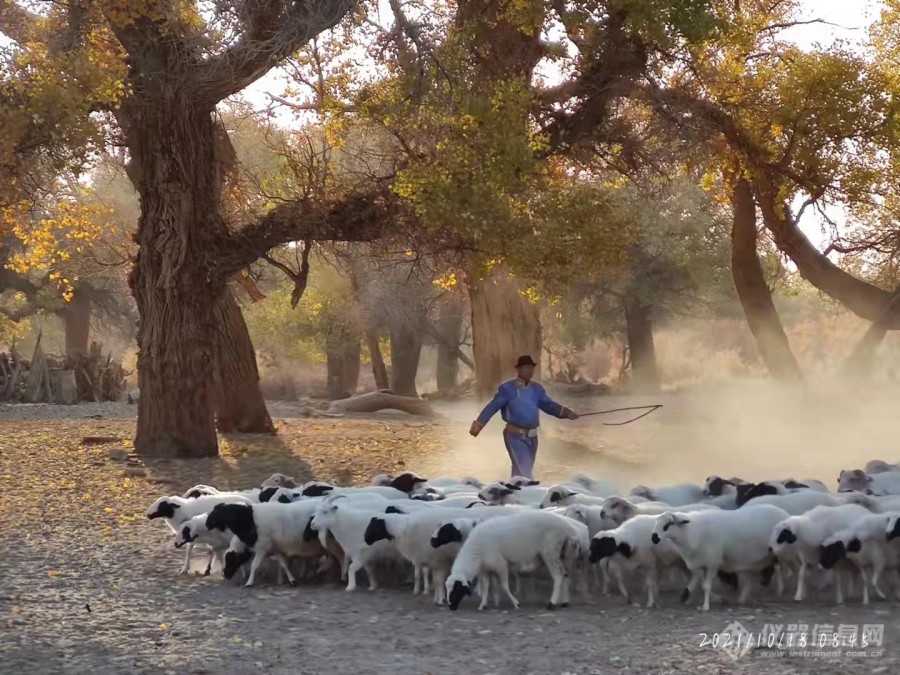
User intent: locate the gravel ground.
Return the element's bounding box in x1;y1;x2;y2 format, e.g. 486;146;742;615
1;402;898;674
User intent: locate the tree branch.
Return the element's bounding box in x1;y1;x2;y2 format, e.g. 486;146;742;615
0;0;39;43
216;182;412;277
262;240;312;308
193;0;356;106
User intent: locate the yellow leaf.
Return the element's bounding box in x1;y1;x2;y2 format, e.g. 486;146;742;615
159;623;168;630
47;570;60;577
104;507;115;514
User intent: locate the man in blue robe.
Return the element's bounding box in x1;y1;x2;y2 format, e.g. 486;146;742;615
469;355;579;479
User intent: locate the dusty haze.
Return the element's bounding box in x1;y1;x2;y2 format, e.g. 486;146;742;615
426;379;900;490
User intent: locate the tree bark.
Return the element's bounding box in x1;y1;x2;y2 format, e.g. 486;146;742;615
623;296;661;393
466;267;542;399
326;349;346;401
210;290;274;433
342;337;361;396
63;286;92;360
124;104;227;457
366;328;389;390
842;288;900;378
436;299;464;392
731;179;803;380
389;322;422;397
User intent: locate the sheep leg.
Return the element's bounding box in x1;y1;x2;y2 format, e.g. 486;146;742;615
204;549;214;577
871;561;888;600
345;558;362;591
793;563;807;602
180;542;194;575
413;564;422;595
700;568;715;611
478;575;491;610
275;554;296;586
834;569;844;604
244;551;266;588
681;570;701;603
340;555;350;581
858;566;870;605
599;561;611;596
364;562;378;590
433;568;448;605
422;566;432;595
612;562;630;604
497;566;520;610
774;565;785;597
736;571;755;604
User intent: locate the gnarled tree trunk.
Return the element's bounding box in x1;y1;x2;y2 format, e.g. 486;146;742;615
63;286;92;360
466;268;542;399
326;337;361;400
210;289;274;433
365;328;389;390
623;296;660;393
124;104;226;457
731;179;803;380
842;288;900;378
389;322;422;397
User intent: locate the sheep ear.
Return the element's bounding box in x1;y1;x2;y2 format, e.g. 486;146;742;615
171;502;180;510
675;516;690;526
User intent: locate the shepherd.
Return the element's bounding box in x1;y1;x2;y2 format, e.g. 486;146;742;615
469;355;579;479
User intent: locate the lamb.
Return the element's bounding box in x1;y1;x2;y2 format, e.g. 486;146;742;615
204;500;332;587
445;511;590;611
540;485;611;509
629;483;705;507
838;469;900;496
702;476;747;497
479;482;546;507
173;513;233;576
182;484;220;499
768;503;870;603
735;489;850;515
651;504;789;610
588;514;684;608
819;512;900;604
864;460;900;475
299;481;411;501
310;499;405;591
600;496;718;529
260;473;297;489
428;509;523;604
567;473;618;497
147;494;253;536
363;507;472;596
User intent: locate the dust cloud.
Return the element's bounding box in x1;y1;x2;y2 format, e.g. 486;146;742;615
427;379;900;491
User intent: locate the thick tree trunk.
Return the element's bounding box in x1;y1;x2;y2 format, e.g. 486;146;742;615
741;163;900;327
842;288;900;377
389;322;422;397
342;338;361;396
436;300;464;392
731;180;803;380
63;286;92;360
124;104;228;457
365;328;390;390
623;297;661;393
326;350;346;401
210;290;274;433
466;268;542;399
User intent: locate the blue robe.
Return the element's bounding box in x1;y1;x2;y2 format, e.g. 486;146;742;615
476;379;568;479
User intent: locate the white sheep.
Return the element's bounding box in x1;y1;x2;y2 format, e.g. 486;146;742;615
173;512;235;576
567;473;619;497
540;485;612;509
147;494;252;535
629;483;705;507
819;512;900;604
588;514;684;608
363;507;472;596
768;503;870;603
598;497;715;529
445;511;589;611
651;504;789;610
310;499;405;591
737;490;852;515
839;469;900;496
204;500;332;587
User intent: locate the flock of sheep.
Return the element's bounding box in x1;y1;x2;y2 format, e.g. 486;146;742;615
146;460;900;611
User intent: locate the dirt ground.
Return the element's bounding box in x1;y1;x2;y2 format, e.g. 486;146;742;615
1;401;898;674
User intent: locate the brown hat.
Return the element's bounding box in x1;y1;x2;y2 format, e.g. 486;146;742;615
515;355;537;368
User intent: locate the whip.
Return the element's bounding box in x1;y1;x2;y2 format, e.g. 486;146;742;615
578;404;663;426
